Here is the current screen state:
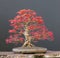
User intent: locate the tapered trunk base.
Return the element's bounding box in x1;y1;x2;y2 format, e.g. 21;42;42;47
22;41;35;47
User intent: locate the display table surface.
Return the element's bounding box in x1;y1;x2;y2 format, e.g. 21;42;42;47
0;51;60;58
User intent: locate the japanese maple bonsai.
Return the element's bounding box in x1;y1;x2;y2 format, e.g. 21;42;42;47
6;9;54;52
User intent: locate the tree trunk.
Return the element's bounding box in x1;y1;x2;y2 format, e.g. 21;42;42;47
22;26;34;47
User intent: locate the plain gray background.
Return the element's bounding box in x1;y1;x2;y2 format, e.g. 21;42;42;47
0;0;60;51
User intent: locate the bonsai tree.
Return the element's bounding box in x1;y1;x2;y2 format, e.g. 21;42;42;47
6;9;54;47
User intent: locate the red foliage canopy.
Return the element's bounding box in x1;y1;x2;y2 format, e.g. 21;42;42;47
6;9;54;44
